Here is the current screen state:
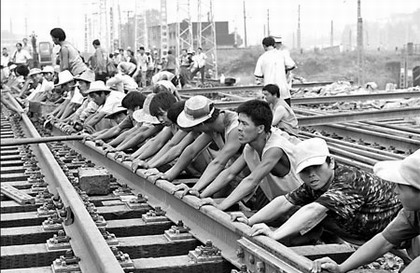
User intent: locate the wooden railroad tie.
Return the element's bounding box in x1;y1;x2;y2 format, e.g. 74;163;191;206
1;184;36;205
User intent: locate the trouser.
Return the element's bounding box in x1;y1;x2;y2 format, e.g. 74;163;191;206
191;66;205;83
179;66;191;86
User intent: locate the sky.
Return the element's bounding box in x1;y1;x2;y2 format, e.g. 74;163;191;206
2;0;419;49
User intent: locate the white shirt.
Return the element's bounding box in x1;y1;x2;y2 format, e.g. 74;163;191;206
254;48;295;99
195;52;207;68
13;49;32;64
97;91;126;114
243;127;302;201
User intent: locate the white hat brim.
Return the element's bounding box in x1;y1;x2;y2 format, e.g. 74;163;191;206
133;109;160;125
296;156;327;173
177;110;212;128
373;161;410;186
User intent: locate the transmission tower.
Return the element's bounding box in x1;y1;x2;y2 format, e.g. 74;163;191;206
160;0;169;59
196;0;218;78
176;0;193;56
134;0;148;51
357;0;364;86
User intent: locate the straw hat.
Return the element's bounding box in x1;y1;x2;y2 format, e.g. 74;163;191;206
177;95;214;128
41;66;55;74
84;81;112;95
55;70;74;87
132;94;160;124
28;68;42;77
74;69;95;83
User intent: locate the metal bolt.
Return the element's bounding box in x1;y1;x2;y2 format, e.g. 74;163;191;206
249;254;255;264
236;248;244;259
256;261;265;273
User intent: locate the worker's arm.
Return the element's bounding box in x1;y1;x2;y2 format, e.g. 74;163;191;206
200;154;247;198
130;126;173;160
114;125;162;151
250;202;328;240
216;147;287;211
147;130;195;168
158;133;213;181
191;128;242;192
311;233;395;273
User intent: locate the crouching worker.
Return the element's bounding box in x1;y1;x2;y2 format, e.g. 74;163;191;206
311;150;420;273
200;100;302;211
233;137;402;247
83;81;126;133
90;91;146;142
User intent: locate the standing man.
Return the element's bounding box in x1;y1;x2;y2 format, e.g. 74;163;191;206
133;46;148;87
12;43;32;66
190;47;207;84
254;36;295;106
179;49;192;87
91;39;108;82
50;28;88;76
272;35;296;92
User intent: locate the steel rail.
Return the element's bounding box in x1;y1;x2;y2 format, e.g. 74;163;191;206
297;107;420;126
176;81;336;95
4;93;125;273
212;92;420;109
52;127;313;273
0;135;84;146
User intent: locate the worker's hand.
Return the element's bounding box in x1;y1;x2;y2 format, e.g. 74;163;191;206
131;159;149;173
199;197;220;209
230;212;250;225
250;223;274;238
311;257;341;273
114;151;126;160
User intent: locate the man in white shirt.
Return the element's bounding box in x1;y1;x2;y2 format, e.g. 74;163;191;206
190;47;207;84
12;43;32;66
254;37;295;106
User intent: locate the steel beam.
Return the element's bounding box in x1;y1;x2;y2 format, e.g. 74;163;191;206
1;135;84;146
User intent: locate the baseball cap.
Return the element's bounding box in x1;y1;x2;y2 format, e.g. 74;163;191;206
374;149;420;190
177;95;215;128
295;138;330;173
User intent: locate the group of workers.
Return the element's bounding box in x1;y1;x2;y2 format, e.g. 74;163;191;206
0;28;419;273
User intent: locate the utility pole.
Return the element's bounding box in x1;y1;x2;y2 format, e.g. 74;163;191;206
197;0;202;48
357;0;364;86
243;0;247;48
177;0;193;56
267;9;270;36
330;20;333;47
25;17;28;37
297;4;301;52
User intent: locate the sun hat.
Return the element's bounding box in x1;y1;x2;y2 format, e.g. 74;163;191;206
28;68;42;77
177;95;215;128
105;104;127;118
85;81;112;95
41;66;55;74
117;62;136;75
374;149;420;190
74;69;95;83
295;138;331;173
55;70;74;87
132;94;160;124
9;64;17;70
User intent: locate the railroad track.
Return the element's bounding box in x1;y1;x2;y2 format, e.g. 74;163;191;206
1;96;338;273
1;87;416;273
